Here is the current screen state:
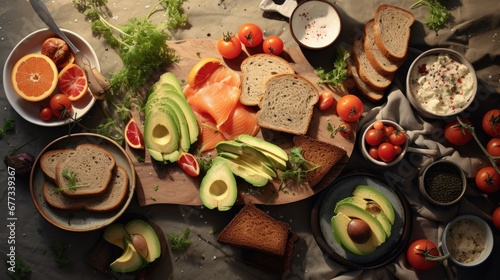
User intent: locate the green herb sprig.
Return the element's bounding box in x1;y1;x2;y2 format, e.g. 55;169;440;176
53;170;90;193
168;228;193;261
50;242;71;268
315;46;350;87
5;256;31;280
281;147;319;183
411;0;451;33
0;118;15;140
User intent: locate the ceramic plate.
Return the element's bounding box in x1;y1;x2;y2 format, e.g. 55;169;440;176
311;173;412;269
30;133;136;232
3;28;99;127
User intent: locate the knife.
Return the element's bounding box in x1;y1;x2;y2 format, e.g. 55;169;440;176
29;0;110;100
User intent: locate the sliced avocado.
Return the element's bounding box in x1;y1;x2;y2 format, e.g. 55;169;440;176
235;134;288;170
215;156;271;187
109;236;145;273
334;202;386;246
199;157;237;211
352;185;395;225
147;99;190;152
144;107;180;162
218;151;276;179
331;212;378;255
216;141;274;169
125;219;161;263
103;223;128;250
151;72;184;96
337;196;392;237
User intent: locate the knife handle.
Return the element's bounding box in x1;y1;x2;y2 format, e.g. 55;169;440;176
90;67;111;100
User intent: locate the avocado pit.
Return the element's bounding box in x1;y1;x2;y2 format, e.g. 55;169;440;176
347;218;372;244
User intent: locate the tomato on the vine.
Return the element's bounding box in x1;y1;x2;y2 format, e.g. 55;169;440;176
406;239;440;270
336;94;363;122
318;90;335;111
492;207;500;231
217;32;242;59
486;138;500;157
475;166;500;193
237;23;263;47
49;93;72;118
444;117;473;146
39;106;53;121
482;109;500;137
378;142;396;162
262;35;284;55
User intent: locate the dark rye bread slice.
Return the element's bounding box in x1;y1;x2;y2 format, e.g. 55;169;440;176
217;204;290;256
345;55;385;102
353;39;394;91
40;149;77;181
42;165;129;212
364;19;403;75
373;4;415;62
293;135;346;187
55;143;116;197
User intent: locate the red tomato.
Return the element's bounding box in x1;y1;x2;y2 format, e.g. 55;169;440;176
318;90;335;111
217;32;242;59
406;239;440;270
373;121;384;130
177;152;200;177
378;142;396;162
389;130;407;146
482;109;500;137
237;23;263;47
49;93;72;118
39;106;53;121
262;35;284;55
338;122;352;138
365;129;383;146
384;125;395;137
492;207;500;231
444;118;473;146
394;145;403;155
486;138;500;157
368;147;379;160
336;95;364;122
475;166;500;193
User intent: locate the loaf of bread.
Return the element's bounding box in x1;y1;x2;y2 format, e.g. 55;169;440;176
293;135;346;187
55;143;116;197
364;20;402;75
373;4;415;61
217;204;290;256
42;165;129;212
257;74;319;135
353;39;394;91
40;149;77;181
239;54;295;106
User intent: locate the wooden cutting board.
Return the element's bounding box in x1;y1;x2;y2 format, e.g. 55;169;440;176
127;39;356;206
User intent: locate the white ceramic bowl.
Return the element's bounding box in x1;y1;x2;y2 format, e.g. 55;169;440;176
3;28;99;127
442;215;493;267
360;120;408;167
406;48;477;119
289;0;341;49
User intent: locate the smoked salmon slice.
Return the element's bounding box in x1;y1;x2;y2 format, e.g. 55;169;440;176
219;103;260;140
194;112;227;152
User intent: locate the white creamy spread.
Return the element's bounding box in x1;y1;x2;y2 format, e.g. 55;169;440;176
410;54;474;115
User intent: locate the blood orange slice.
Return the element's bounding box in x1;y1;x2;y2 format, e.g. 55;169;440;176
125;118;145;149
11;53;58;102
187;58;222;87
177;152;200;177
58;63;88;101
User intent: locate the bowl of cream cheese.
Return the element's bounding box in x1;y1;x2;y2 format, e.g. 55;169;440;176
406;48;477;119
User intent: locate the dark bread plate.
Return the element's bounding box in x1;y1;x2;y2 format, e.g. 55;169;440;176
311;173;412;269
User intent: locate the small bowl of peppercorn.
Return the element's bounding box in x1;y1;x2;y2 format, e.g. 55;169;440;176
419;160;466;206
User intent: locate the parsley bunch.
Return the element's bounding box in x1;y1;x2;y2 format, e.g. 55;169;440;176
411;0;451;33
315;46;350;87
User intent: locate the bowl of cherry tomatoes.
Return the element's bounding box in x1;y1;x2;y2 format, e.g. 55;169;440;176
360;120;408;167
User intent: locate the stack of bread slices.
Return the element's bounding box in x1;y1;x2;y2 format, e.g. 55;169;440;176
40;143;129;212
348;4;415;102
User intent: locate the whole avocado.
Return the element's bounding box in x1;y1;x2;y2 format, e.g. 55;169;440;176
4;152;35;176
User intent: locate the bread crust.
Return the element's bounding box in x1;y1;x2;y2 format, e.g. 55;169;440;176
40;148;77;181
353;39;394;91
363;19;402;75
346;55;385;102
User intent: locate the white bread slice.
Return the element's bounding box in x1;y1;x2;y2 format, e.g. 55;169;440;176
240;54;295;106
257;74;319;135
43;165;129;212
40;149;77;181
373;4;415;61
346;55;385;102
353;39;394;91
364;19;402;75
55;143;116;197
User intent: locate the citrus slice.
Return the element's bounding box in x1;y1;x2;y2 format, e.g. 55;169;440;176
187;58;222;87
177;152;200;177
11;53;58;102
58;63;88;101
125;118;145;149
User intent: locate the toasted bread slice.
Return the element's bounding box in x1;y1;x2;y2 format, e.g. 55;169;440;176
40;149;77;181
43;165;129;212
293;135;346;187
55;143;116;197
217;204;290;256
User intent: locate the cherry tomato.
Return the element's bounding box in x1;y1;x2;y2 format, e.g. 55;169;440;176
406;239;440;270
237;23;263;47
475;166;500;193
368;147;379;160
482;109;500;137
39;106;53;121
378;142;396;162
217;32;242;59
373;120;384;130
177;152;200;177
444;117;473;146
49;93;72;118
394;145;403;155
318;90;335;111
262;35;284;55
384;125;396;137
338;122;352;138
492;207;500;231
486;138;500;157
389;130;407;146
365;128;383;146
336;94;364;122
